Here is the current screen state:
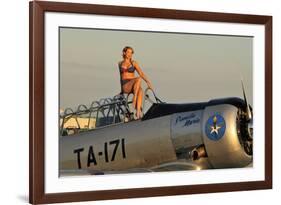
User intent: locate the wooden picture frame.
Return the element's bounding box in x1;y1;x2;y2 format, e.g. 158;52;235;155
29;1;272;204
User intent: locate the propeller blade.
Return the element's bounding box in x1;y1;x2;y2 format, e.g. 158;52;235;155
241;79;252;121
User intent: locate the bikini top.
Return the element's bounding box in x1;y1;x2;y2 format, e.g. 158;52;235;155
118;60;136;73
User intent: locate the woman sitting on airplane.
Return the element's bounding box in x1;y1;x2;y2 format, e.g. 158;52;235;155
118;46;154;120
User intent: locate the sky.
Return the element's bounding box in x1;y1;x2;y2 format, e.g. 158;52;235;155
59;27;253;112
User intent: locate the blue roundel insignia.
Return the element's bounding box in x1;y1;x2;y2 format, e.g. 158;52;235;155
205;114;226;141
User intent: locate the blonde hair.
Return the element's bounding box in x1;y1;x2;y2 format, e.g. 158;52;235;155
122;46;134;59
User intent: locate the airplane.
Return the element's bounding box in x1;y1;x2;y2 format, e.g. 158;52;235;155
59;81;253;176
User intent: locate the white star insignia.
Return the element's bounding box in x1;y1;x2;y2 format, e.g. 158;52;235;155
210;125;221;135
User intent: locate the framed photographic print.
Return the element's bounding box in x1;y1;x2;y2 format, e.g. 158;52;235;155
29;1;272;204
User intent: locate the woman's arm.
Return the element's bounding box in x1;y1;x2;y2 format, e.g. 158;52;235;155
133;60;153;89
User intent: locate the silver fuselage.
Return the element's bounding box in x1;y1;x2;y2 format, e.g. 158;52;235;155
60;101;252;174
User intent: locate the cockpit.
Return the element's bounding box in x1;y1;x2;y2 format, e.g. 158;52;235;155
60;88;162;136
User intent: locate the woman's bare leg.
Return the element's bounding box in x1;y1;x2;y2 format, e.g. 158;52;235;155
136;87;143;119
122;79;134;93
132;77;141;109
122;77;142;117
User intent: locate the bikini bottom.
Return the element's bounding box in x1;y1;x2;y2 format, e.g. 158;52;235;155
121;79;131;86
